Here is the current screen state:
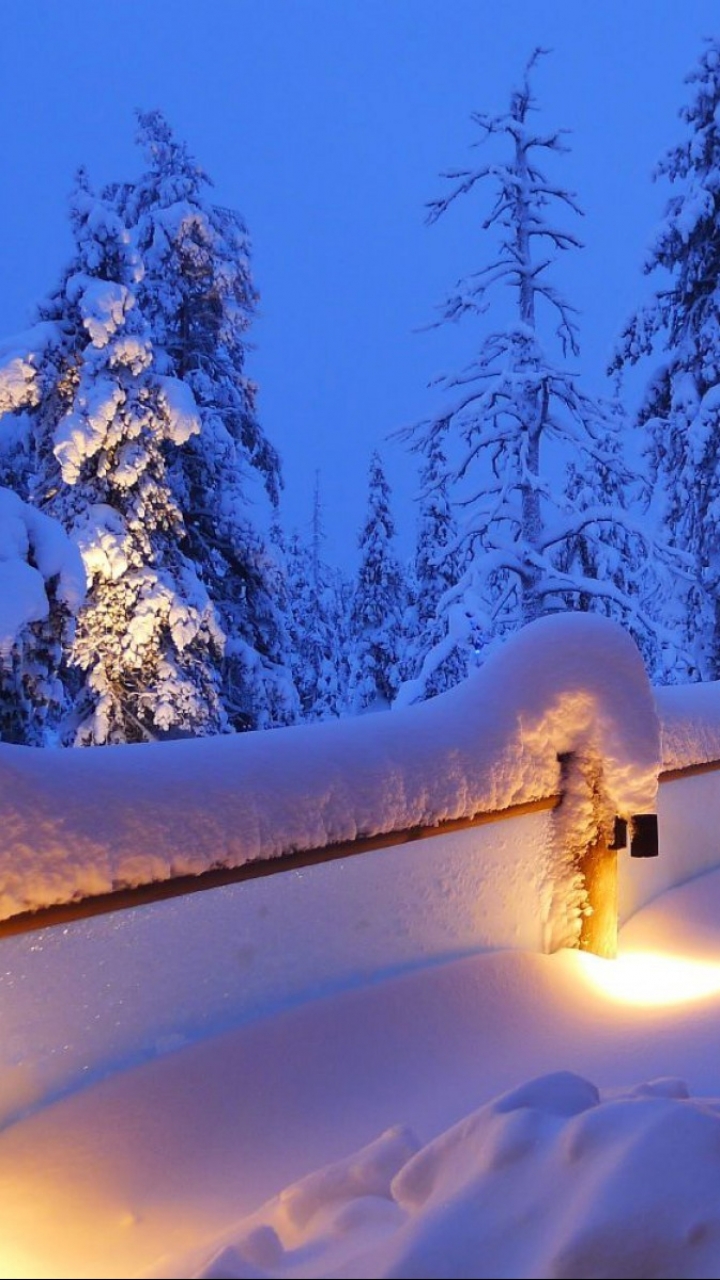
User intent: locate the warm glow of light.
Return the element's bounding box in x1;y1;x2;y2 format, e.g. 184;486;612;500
578;950;720;1006
0;1248;39;1280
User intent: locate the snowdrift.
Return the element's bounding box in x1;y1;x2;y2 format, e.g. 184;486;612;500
187;1071;720;1280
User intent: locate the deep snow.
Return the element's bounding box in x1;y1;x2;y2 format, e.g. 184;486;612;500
0;616;719;1277
2;868;720;1279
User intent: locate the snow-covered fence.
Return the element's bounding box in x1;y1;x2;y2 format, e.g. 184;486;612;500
0;614;663;960
619;682;720;924
4;610;720;980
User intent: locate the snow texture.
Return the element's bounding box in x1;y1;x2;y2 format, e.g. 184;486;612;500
0;612;660;921
656;681;720;769
0;322;57;412
0;486;85;659
189;1072;720;1280
5;868;720;1278
67;274;131;346
156;375;201;445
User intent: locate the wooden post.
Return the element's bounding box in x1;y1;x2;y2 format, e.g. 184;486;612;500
556;751;618;960
579;832;618;959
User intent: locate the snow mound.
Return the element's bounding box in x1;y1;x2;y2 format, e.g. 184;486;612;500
0;612;660;921
188;1071;720;1280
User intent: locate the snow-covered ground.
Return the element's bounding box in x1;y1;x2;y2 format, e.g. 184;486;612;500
2;866;720;1279
3;614;720;1278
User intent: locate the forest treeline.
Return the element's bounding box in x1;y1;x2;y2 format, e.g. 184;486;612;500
0;40;718;745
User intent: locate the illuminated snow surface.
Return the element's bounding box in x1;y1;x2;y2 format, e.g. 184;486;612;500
3;870;720;1278
0;613;716;1278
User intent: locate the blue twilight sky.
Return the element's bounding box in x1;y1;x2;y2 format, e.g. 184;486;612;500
0;1;717;567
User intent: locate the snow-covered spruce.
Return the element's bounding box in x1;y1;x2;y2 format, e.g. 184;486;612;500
0;116;298;742
284;478;349;721
399;49;664;680
612;37;720;683
116;110;299;731
0;171;226;744
347;452;407;714
396;434;471;708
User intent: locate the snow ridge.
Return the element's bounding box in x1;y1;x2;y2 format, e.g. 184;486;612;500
0;613;659;925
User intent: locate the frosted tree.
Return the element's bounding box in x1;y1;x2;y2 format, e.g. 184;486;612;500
0;173;225;743
286;478;348;720
347;452;406;712
117;110;297;728
397;435;471;705
0;487;85;744
400;51;659;659
612;37;720;680
285;532;335;720
223;519;300;732
558;417;663;676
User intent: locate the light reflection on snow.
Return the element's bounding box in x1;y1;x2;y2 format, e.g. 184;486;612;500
578;950;720;1006
0;1248;37;1279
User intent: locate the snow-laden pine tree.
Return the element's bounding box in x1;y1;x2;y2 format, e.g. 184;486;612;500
400;51;659;660
397;435;471;705
116;110;297;728
612;38;720;681
346;452;406;713
558;421;663;677
0;172;226;743
285;478;348;720
286;532;340;720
